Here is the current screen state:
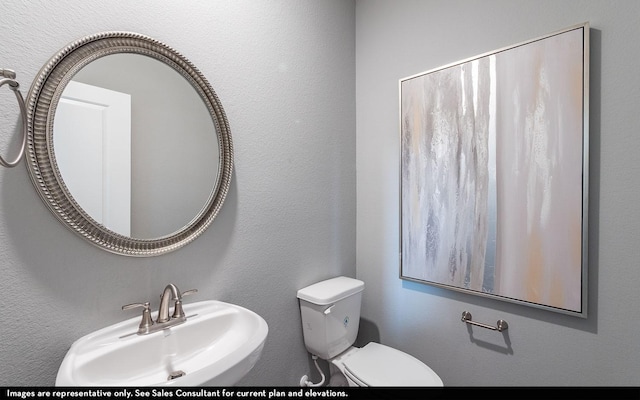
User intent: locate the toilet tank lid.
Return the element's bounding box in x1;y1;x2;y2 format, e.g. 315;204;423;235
297;276;364;305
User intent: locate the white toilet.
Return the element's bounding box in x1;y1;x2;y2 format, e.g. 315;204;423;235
297;276;443;387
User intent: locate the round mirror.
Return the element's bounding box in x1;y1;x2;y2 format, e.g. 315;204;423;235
26;32;233;256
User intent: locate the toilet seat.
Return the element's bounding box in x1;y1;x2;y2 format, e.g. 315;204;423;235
340;342;443;386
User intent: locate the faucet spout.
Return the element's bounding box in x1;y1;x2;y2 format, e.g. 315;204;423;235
157;284;181;323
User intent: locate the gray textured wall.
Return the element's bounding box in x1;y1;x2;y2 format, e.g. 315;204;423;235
356;0;640;386
0;0;355;386
2;0;638;388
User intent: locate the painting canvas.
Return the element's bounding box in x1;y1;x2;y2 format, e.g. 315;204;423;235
400;23;589;317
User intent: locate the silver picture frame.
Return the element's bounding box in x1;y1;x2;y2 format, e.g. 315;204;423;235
399;23;589;317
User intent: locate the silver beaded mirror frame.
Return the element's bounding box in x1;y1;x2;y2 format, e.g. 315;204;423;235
26;32;233;256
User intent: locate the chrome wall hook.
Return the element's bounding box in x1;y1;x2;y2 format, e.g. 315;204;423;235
0;68;27;168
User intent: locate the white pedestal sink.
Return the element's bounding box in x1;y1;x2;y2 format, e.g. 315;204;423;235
56;300;268;386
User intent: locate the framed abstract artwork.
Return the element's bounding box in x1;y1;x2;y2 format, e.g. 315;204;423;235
399;23;589;317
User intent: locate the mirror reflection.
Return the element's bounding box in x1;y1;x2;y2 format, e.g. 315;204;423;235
54;54;219;239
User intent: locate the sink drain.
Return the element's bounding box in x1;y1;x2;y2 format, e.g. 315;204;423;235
168;370;186;381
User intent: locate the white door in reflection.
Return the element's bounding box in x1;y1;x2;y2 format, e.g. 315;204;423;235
54;81;132;235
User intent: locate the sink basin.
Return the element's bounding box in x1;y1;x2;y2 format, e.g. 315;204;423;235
56;300;268;386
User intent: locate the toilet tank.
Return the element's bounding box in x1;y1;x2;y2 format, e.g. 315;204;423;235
297;276;364;360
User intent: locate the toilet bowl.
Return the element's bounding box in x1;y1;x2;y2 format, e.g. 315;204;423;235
329;343;443;386
297;276;443;387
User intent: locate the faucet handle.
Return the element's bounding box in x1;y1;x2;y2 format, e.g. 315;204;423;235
171;289;197;319
122;301;154;332
181;289;198;298
122;301;150;310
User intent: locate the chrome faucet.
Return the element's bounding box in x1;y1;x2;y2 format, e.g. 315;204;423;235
122;284;198;335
